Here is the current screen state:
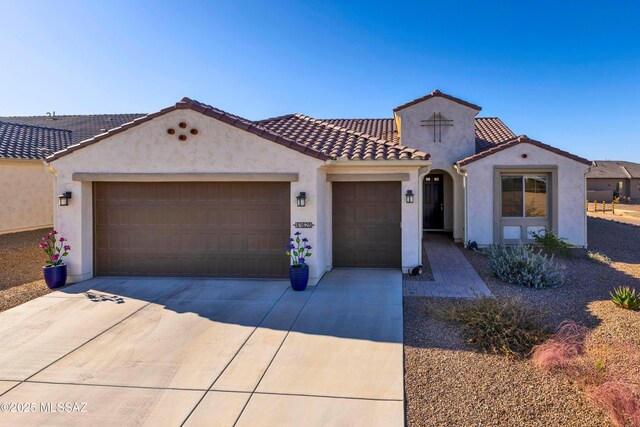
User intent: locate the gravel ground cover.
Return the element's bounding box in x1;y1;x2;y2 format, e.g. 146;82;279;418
0;228;51;312
404;218;639;426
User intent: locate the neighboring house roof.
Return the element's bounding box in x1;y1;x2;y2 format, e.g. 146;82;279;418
456;135;592;166
258;114;429;161
393;89;482;113
587;161;640;179
48;98;330;162
0;121;72;160
0;113;144;145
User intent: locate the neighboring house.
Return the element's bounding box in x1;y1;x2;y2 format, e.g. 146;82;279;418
586;160;640;202
43;90;591;284
0;114;144;234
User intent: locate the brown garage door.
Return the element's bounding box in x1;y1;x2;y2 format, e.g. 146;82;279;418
94;182;290;277
332;181;401;268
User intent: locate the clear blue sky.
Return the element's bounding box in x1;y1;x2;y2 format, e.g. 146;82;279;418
1;1;638;161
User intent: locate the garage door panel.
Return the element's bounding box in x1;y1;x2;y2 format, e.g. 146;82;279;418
95;182;290;278
332;182;401;268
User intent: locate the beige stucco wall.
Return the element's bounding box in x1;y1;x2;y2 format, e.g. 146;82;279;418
587;178;626;201
394;96;478;241
50;109;325;283
464;142;590;247
0;159;54;234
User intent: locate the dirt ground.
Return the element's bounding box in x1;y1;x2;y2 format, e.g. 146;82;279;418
0;228;52;312
404;217;639;426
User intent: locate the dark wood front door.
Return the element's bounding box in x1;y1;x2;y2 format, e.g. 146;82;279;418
332;181;401;268
423;174;444;229
94;181;290;278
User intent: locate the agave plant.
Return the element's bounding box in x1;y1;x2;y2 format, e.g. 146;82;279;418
610;287;640;310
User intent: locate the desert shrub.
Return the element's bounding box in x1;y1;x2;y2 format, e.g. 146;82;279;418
531;321;589;373
588;251;612;265
486;244;566;289
436;297;551;358
530;230;575;257
610;287;640;310
586;381;640;427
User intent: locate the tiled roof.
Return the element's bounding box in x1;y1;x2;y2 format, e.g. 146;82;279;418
48;98;330;162
0;113;144;145
321;117;515;153
258;114;429;161
0;121;72;160
587;161;640;179
457;135;592;166
393;89;482;113
475;117;517;152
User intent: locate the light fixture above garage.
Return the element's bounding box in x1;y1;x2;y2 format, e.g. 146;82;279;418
58;191;72;206
296;192;307;207
405;190;414;203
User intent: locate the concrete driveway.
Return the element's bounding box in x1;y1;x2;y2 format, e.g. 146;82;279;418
0;269;403;426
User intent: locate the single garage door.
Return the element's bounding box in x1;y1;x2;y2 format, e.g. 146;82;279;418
94;182;290;277
332;181;401;268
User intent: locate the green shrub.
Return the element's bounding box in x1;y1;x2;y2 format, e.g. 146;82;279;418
530;230;574;257
486;244;566;289
435;297;551;358
588;251;612;265
610;287;640;310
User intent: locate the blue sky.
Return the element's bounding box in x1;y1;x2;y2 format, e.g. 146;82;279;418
1;1;638;161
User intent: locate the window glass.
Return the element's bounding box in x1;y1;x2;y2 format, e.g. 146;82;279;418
524;176;547;217
501;176;523;217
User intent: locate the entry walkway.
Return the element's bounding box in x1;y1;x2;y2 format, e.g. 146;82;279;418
403;233;492;298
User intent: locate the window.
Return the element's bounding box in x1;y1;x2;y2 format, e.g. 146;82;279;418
501;175;548;217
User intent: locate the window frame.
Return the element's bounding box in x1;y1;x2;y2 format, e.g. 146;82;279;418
500;174;549;219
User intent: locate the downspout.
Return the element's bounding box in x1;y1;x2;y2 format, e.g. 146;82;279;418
454;163;468;247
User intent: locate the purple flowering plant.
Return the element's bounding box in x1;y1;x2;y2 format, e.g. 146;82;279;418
285;232;312;267
39;230;71;266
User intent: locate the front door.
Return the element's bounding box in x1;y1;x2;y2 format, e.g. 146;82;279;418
423;174;444;229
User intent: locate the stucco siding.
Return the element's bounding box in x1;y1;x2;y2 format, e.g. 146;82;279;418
50;109;325;283
0;160;53;234
465;143;589;247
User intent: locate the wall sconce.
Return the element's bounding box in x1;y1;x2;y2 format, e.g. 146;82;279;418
58;191;72;206
296;192;306;207
405;190;414;204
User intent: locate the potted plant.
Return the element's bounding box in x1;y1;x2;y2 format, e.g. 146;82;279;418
39;230;71;289
285;232;312;291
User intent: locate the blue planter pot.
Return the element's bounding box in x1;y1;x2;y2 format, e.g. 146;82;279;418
289;265;309;291
43;264;67;289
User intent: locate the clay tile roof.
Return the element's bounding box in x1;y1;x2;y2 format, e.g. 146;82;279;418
393;89;482;113
47;98;330;162
0;121;72;160
587;161;640;179
258;114;430;161
456;135;592;166
474;117;517;153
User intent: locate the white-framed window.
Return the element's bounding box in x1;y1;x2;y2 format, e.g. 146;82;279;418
501;175;548;218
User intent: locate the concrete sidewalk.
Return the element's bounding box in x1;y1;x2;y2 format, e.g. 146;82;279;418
0;270;403;426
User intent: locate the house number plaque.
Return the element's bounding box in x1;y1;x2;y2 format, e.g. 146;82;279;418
293;222;314;229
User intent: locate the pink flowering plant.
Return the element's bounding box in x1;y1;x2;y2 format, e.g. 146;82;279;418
39;230;71;266
285;232;312;267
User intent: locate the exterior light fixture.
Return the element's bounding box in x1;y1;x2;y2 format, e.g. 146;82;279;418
296;192;306;207
58;191;72;206
405;190;414;204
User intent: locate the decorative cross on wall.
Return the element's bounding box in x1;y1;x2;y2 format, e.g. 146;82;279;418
421;112;453;142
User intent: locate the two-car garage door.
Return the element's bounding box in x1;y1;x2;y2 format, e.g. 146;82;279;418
94;182;290;278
